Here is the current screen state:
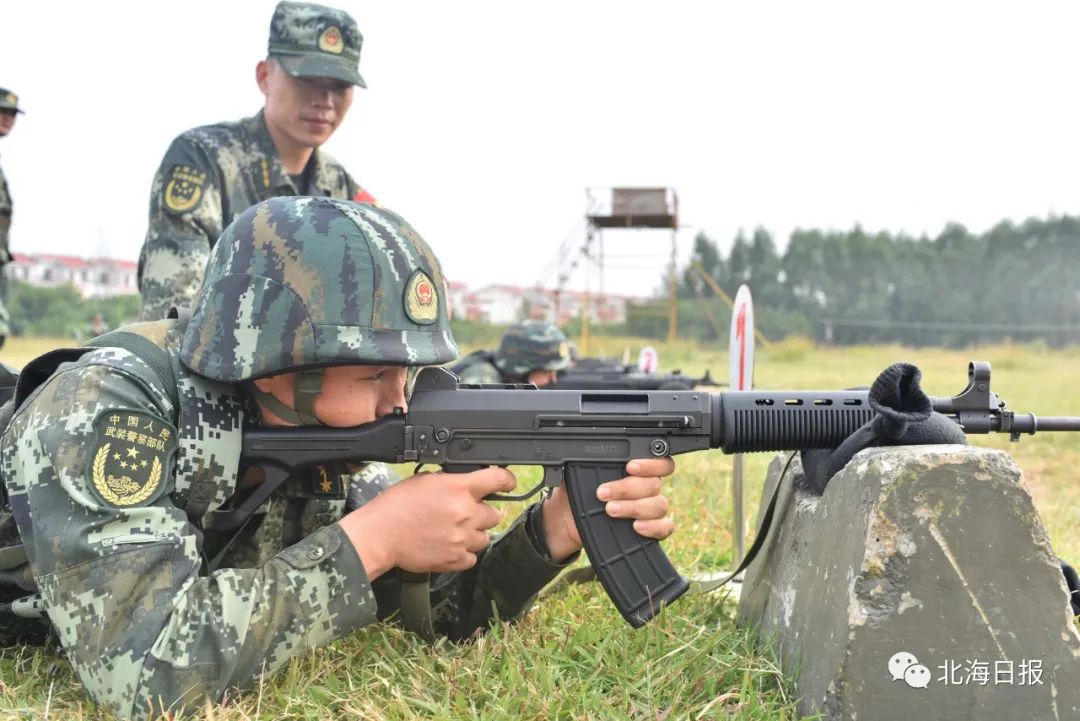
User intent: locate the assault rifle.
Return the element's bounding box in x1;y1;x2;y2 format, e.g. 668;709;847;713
233;361;1080;628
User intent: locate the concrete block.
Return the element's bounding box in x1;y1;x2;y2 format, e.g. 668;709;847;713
737;445;1080;721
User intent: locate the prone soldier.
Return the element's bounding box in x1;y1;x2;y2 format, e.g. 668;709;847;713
452;319;571;387
0;197;676;718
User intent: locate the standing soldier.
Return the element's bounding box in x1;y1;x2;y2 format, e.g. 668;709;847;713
0;88;22;349
137;0;373;320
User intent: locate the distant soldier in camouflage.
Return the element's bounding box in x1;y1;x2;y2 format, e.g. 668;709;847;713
0;197;676;718
0;88;22;348
453;320;572;387
137;0;374;321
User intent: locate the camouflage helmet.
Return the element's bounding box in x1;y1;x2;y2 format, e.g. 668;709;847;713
494;320;571;376
181;196;458;383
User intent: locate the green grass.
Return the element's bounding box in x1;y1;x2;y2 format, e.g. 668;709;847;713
0;337;76;370
0;335;1077;719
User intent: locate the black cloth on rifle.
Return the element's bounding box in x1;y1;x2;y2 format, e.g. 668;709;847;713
795;362;1080;616
797;362;966;495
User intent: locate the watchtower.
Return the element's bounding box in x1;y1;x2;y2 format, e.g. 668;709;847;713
577;188;680;348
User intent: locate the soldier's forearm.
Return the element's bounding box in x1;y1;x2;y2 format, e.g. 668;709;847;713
430;508;579;641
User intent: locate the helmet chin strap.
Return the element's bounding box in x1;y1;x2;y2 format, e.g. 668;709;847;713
249;369;325;426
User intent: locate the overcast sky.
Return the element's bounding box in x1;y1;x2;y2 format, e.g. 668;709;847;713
2;1;1079;297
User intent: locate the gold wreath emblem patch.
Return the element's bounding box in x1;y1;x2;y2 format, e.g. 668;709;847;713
403;269;439;325
88;410;176;508
93;444;162;507
319;26;344;54
163;164;208;215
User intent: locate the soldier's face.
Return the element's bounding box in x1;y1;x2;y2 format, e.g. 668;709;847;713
527;369;558;387
253;364;409;428
0;111;15;137
258;59;354;148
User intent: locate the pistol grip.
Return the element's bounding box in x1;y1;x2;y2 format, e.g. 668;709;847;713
564;462;688;627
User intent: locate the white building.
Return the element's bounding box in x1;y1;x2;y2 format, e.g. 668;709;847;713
460;283;633;325
5;253;138;298
446;280;470;321
461;284;526;324
1;257;642;323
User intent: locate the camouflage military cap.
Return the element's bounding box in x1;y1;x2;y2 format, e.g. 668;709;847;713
268;1;366;87
181;197;458;381
0;89;22;114
495;321;571;376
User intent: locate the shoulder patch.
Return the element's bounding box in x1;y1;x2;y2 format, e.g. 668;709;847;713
403;269;439;325
87;410;176;508
162;164;208;215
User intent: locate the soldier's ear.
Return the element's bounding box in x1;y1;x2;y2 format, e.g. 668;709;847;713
256;59;272;95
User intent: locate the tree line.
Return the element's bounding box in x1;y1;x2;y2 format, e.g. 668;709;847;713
625;215;1080;347
8;214;1080;349
5;282;141;340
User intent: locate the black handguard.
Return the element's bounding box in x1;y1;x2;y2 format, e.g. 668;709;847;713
232;362;1080;628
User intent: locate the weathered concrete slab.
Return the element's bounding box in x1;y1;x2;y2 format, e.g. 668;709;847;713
737;445;1080;721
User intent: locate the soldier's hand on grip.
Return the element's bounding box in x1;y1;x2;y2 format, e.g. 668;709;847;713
343;467;516;577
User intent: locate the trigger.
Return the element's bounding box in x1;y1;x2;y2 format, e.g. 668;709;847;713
542;466;564;489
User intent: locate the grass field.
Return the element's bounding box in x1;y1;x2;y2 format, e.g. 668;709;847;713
0;335;1077;720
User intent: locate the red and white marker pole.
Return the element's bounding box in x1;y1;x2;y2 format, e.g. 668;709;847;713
637;346;659;374
729;285;755;566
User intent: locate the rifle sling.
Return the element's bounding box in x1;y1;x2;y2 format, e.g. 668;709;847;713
399;570;435;641
559;452;797;595
689;451;797;595
203;468;289;532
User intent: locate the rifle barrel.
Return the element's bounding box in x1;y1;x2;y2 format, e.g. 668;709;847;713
1029;416;1080;432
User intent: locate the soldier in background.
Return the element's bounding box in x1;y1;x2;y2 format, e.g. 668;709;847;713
451;320;572;387
137;0;373;320
0;89;23;349
1;197;676;718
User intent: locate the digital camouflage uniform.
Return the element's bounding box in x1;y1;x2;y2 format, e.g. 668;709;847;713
452;350;505;384
136;1;369;321
0;88;22;340
454;320;572;384
2;199;575;719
